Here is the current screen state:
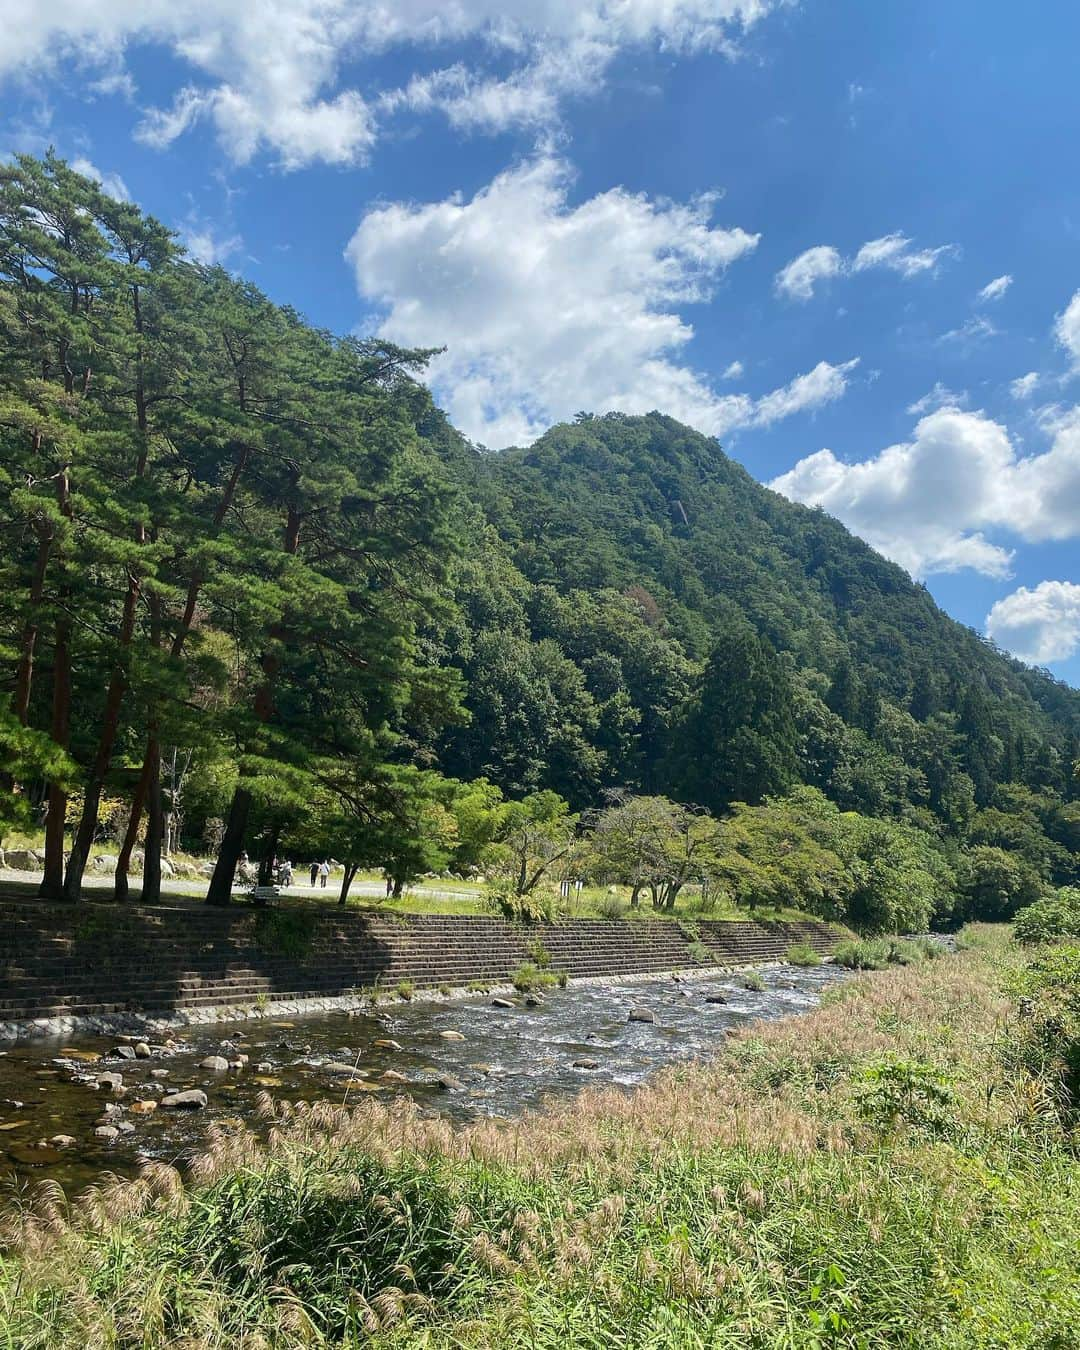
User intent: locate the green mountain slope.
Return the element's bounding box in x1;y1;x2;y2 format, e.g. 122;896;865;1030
432;411;1079;874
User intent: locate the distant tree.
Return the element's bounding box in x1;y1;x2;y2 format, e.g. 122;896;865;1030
667;626;798;810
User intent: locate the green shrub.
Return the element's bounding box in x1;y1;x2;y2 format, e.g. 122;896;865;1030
786;942;821;967
525;937;552;968
1013;887;1080;946
597;894;626;920
857;1056;956;1137
738;970;766;991
832;937;931;970
486;883;557;924
395;980;415;1001
1005;944;1080;1124
687;939;711;963
510;961;561;993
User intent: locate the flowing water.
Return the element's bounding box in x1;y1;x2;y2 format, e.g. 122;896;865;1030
0;963;845;1197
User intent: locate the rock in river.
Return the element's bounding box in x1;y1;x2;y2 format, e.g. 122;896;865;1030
129;1100;157;1115
161;1090;208;1110
439;1030;466;1041
113;1046;137;1060
199;1056;230;1072
705;993;729;1005
134;1042;152;1058
94;1125;119;1141
96;1072;124;1091
573;1058;599;1070
628;1007;655;1023
491;997;515;1009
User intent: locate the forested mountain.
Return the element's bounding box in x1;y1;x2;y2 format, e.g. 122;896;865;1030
437;413;1079;816
1;154;1077;928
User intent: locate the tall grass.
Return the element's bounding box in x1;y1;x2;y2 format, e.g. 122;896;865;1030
2;925;1078;1347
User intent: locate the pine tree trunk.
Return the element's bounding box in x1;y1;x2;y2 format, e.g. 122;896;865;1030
13;518;53;725
205;502;301;906
114;738;153;902
258;825;281;886
206;788;253;905
39;469;73;902
142;745;162;902
62;574;140;901
338;863;358;905
39;618;71;901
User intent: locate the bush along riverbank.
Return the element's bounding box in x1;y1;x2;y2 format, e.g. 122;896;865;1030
2;925;1079;1348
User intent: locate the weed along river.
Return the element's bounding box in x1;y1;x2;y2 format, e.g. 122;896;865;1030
0;964;845;1195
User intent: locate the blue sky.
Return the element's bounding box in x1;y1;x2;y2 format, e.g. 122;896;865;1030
3;0;1079;682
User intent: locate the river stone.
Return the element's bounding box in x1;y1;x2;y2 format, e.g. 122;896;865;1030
161;1090;208;1110
5;848;40;872
380;1069;408;1083
96;1072;123;1091
628;1007;655;1023
321;1061;364;1077
129;1100;157;1115
199;1056;230;1072
524;995;544;1008
491;997;515;1009
438;1030;466;1041
373;1038;402;1051
256;1062;274;1073
94;1125;119;1141
113;1046;137;1060
149;1068;170;1079
116;1120;136;1135
50;1134;77;1149
573;1058;600;1070
705;993;729;1005
431;1074;462;1090
233;1053;249;1066
134;1042;151;1058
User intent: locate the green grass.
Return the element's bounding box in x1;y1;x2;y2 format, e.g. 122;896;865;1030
786;941;821;966
4;927;1079;1347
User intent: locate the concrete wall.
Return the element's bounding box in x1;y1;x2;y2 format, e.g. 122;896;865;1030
0;898;840;1035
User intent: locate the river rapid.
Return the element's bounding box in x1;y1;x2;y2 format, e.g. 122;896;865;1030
0;963;845;1196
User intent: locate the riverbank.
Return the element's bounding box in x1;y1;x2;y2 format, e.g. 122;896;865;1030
3;925;1076;1347
0;897;841;1040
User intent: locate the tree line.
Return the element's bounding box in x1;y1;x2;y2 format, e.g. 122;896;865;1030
1;154;1077;927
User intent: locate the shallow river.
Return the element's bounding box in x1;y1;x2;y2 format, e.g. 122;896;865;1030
0;963;845;1196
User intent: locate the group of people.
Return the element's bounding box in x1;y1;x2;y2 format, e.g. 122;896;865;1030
236;853;332;889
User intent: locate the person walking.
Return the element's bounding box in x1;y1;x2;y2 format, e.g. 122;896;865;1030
309;860;318;887
318;860;330;888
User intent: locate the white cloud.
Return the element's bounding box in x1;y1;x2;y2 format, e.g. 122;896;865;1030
1055;288;1080;366
770;404;1080;578
347;156;857;448
937;314;998;345
751;360;859;428
70;155;129;201
977;274;1012;303
180;216;242;265
986;581;1080;664
1011;371;1040;400
0;1;783;168
775;231;956;303
906;382;966;416
852;232;956;278
721;360;744;379
774;245;844;302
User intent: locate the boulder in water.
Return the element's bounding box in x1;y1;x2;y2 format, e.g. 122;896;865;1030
161;1090;208;1110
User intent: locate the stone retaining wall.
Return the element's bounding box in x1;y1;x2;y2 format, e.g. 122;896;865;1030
0;897;841;1040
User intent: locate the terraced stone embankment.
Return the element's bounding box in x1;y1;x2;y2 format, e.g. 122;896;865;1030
0;898;840;1040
